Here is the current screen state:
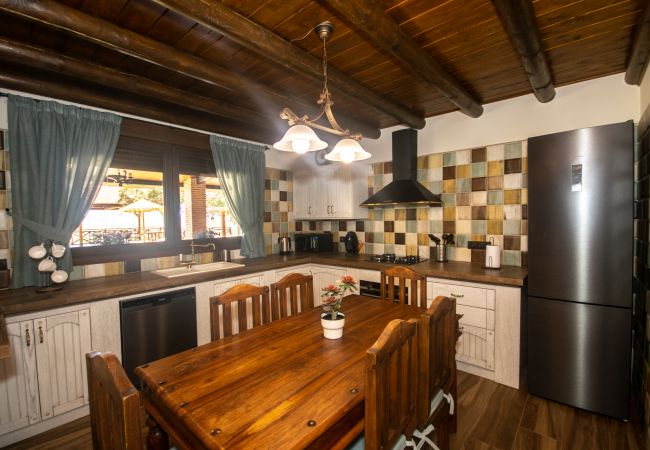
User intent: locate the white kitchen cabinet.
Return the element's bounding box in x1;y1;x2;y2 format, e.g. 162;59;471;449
274;264;312;281
213;273;265;295
428;281;495;371
293;165;367;220
0;322;40;435
310;265;346;306
428;278;521;389
0;306;92;446
34;310;91;419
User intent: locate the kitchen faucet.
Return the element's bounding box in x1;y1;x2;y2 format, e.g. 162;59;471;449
182;241;216;268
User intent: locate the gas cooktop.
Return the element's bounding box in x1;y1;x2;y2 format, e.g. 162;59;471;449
366;254;426;265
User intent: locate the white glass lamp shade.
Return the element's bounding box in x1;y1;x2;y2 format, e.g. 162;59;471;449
273;125;328;153
324;138;371;163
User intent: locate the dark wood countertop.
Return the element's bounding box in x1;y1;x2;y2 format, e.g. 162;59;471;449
0;253;527;317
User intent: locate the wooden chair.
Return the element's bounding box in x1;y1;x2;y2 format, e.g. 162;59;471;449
380;266;427;308
210;284;271;340
414;296;457;450
269;272;314;320
363;318;420;450
86;351;142;450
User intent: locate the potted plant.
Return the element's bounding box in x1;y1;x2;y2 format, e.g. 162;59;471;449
320;275;357;339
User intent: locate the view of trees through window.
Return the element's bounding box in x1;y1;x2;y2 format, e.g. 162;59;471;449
70;169;241;247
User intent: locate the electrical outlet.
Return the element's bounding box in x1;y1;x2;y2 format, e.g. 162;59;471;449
468;241;487;250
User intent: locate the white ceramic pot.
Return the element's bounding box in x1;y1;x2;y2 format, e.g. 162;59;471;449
28;243;47;259
321;312;346;340
37;256;56;272
51;243;66;258
51;269;68;284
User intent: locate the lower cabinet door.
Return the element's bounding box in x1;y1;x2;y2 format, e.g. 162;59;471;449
310;266;346;306
35;309;91;419
0;321;40;434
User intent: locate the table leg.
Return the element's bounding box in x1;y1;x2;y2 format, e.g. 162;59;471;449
146;415;169;450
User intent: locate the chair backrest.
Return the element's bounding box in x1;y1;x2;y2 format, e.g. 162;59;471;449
380;266;427;308
210;284;271;340
365;318;419;450
86;351;142;450
417;296;457;427
269;272;314;320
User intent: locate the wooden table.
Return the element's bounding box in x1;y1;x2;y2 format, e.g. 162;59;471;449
136;295;423;450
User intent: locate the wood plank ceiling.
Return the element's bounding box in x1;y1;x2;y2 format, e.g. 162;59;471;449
0;0;645;146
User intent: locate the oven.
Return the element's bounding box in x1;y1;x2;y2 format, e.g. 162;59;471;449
359;280;408;303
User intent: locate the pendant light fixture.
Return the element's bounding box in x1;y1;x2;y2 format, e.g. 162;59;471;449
273;22;371;163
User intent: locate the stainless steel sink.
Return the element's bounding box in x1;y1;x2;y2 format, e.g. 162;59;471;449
152;261;244;278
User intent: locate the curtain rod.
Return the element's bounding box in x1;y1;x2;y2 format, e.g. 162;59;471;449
0;92;271;149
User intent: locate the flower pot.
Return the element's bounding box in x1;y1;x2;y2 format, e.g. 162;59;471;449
320;312;346;339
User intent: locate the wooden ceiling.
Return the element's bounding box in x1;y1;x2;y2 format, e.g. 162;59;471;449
0;0;646;145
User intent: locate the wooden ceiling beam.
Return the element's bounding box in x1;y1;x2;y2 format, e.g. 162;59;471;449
150;0;425;130
321;0;483;118
492;0;555;103
0;66;278;144
0;0;381;140
0;38;279;131
625;0;650;85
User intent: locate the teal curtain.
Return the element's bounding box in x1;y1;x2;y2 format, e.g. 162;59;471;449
209;135;266;258
8;96;122;288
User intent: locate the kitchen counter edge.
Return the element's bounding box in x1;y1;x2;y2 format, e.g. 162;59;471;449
0;254;527;316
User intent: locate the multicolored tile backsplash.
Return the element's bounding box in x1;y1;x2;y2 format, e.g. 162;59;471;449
35;140;529;282
290;140;528;266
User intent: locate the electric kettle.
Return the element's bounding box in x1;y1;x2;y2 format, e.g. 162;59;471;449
278;236;292;254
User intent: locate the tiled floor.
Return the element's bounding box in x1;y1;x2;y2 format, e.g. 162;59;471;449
5;371;643;450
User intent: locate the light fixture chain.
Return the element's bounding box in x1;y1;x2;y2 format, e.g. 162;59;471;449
322;36;328;94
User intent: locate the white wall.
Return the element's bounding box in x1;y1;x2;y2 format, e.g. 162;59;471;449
0;97;7;129
357;73;639;164
640;65;650;116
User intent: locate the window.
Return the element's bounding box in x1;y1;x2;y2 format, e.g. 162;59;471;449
179;175;241;240
71;168;165;247
70;119;242;263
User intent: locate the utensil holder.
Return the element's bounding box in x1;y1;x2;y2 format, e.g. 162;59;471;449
435;244;448;262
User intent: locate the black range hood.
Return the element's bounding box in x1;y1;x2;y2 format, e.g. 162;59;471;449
361;128;443;207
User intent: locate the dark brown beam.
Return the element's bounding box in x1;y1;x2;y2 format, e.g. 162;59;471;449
151;0;425;130
492;0;555;103
625;0;650;85
0;37;279;131
321;0;483;118
0;0;380;140
0;67;278;144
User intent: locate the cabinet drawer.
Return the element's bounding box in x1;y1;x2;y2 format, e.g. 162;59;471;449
457;304;486;328
429;282;488;309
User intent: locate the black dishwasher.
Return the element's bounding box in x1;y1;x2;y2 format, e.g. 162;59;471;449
120;287;197;387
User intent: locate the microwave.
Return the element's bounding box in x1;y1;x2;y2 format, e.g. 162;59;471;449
295;233;334;253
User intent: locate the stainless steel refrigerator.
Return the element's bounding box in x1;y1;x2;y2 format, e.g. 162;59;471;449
527;121;633;419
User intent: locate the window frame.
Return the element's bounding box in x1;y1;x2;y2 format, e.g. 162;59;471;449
71;119;241;266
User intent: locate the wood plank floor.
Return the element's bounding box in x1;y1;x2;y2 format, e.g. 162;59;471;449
451;371;642;450
5;371;642;450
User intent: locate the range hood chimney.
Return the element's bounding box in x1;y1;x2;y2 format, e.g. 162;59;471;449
361;128;443;207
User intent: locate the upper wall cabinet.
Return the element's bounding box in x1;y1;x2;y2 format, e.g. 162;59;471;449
293;165;367;220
